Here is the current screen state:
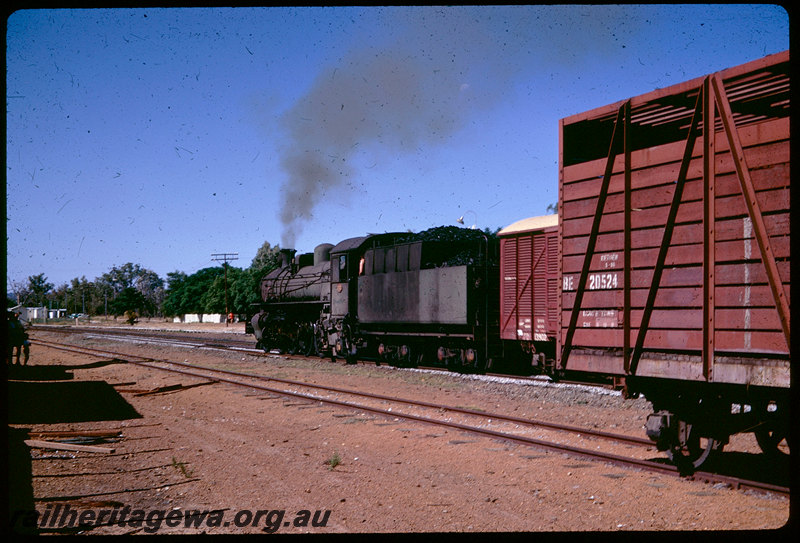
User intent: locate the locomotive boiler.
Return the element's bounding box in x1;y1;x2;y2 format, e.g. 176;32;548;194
249;244;334;356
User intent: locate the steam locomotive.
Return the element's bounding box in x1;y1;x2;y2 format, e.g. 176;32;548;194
248;227;499;369
247;51;790;471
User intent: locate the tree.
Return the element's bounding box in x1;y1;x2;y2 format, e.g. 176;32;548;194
162;272;188;317
8;279;31;307
69;276;92;314
251;241;281;275
26;274;53;307
100;263;164;317
162;267;224;317
93;280;115;316
135;269;165;317
110;287;146;316
230;267;265;314
100;263;142;294
241;240;283;312
161;242;282;317
201;266;244;314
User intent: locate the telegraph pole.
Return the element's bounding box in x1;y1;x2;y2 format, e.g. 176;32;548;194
211;253;239;326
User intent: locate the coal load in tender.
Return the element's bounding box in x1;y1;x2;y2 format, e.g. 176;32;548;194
396;226;495;268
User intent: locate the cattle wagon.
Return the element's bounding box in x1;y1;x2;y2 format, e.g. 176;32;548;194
558;50;790;469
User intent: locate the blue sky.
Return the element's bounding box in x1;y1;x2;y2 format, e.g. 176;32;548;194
6;5;789;290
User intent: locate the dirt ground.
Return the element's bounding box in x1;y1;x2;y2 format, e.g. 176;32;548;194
5;319;791;534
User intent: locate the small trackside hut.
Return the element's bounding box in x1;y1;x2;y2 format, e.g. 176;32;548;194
558;51;790;470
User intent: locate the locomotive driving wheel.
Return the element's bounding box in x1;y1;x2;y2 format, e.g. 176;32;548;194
300;325;317;356
289;334;313;357
666;420;723;472
342;324;357;365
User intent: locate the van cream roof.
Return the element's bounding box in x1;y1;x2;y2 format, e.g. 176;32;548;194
498;214;558;236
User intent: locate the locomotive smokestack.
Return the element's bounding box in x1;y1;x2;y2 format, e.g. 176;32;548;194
280;248;297;269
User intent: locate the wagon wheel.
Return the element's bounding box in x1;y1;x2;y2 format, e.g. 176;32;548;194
754;427;790;458
666;420;723;472
453;349;469;373
381;345;397;367
460;348;481;374
471;349;487;374
396;345;410;368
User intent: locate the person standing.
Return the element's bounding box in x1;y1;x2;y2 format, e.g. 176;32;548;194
7;311;28;364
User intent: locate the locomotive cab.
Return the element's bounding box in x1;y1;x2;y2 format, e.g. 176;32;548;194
327;236;372;363
327;233;407;363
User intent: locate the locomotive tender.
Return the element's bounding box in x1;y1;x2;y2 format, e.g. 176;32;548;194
250;51;789;471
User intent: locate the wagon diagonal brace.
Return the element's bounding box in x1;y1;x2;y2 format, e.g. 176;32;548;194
561;103;629;369
702;76;716;382
628;78;706;377
711;74;790;351
627;74;791;376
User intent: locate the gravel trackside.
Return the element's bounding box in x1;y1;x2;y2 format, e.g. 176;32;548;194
6;319;790;534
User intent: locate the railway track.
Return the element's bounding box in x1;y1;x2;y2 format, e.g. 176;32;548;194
27;330;789;498
29;324;613;389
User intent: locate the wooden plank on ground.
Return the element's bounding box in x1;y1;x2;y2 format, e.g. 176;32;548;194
28;430;122;439
24;439;116;454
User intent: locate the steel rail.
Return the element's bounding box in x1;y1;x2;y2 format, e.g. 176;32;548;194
33;339;669;468
34;324;622;390
29;337;789;497
31;337;649;447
